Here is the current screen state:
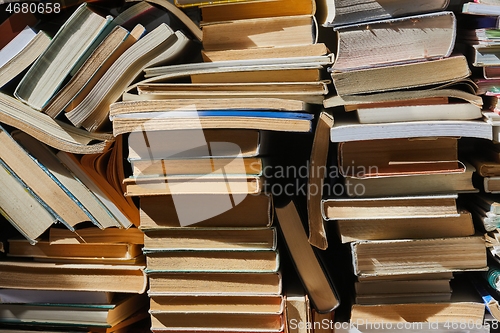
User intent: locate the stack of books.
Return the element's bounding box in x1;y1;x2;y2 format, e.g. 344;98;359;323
318;2;494;326
125;127;285;332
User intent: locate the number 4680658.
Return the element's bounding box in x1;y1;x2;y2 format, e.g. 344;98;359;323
5;2;61;14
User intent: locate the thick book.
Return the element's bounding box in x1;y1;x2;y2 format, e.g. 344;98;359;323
0;261;147;293
318;0;450;27
276;200;340;313
341;163;477;197
49;226;144;245
330;55;471;96
150;312;283;332
8;239;143;260
65;24;180;132
200;0;315;23
338;137;460;177
321;195;459;220
143;227;277;251
0;293;147;327
0;12;38;50
139;193;273;228
145;249;279;273
335;212;475;243
351;237;487;277
111;110;314;136
332;11;456;72
149;294;284;313
202;15;317;52
0;28;51;88
127;129;264;160
329;118;492;142
148;271;282;296
14;3;112;110
0;159;56;244
0;92;113;154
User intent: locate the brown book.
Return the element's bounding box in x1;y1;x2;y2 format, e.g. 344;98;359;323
331;55;470;96
143;227;276;251
202;15;317;52
8;239;143;260
335;212;475;243
332;11;456;72
338;137;459;177
351;236;487;277
322;195;459;220
148;271;282;295
150;312;283;332
484;176;500;193
49;226;144;245
201;44;329;62
139;193;273;228
0;261;147;293
150;294;283;313
470;156;500;177
191;68;321;84
146;250;279;272
127;129;263;160
350;303;484;325
200;0;315;23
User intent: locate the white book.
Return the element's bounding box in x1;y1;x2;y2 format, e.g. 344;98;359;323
357;103;482;124
0;26;36;68
463;2;500;16
330;118;493;142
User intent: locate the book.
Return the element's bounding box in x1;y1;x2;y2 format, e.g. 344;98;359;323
307;112;334;250
11;131;123;229
337;137;460;177
0;29;51;88
41;24;144;118
148;271;281;295
110;110;314;136
149;294;283;313
0;126;94;230
0;92;113;154
143;227;276;251
341;163;477;197
335;212;476;243
8;239;143;260
127;129;264;160
124;174;264;196
0;261;147;293
64;24;181;132
330;55;471;96
276;200;340;313
131;157;263;178
145;249;279;273
0;159;56;244
483;176;500;193
0;293;147;327
322;195;459;220
202;15;317;52
329;118;493;143
150;312;283;332
200;0;315;23
351;237;487;277
14;3;112;110
49;226;143;245
142;54;333;79
0;26;37;68
350;302;485;324
331;11;456;72
463;2;500;15
201;44;329;62
0;289;113;304
285;291;311;333
318;0;450;27
470;156;500;176
191;68;321;84
356;102;482;124
139;193;273;228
